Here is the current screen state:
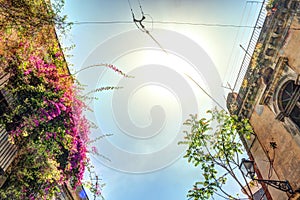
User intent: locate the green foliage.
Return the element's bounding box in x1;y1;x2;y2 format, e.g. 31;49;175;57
0;1;105;199
0;0;72;35
180;109;254;200
0;0;130;199
266;0;278;10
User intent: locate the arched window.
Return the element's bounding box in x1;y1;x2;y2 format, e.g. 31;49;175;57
276;80;300;129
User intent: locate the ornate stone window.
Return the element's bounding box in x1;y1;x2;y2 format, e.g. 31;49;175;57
276;80;300;129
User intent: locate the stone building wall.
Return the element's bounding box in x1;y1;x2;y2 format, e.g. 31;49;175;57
227;0;300;199
249;106;300;199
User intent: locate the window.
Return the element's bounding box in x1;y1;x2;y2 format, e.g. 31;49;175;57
276;80;300;129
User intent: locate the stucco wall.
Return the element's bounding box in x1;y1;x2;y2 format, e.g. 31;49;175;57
249;105;300;199
282;19;300;74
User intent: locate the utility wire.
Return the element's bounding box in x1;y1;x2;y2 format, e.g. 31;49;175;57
225;1;261;88
225;2;250;88
184;73;227;111
144;21;261;28
127;0;168;53
72;21;132;25
71;20;262;29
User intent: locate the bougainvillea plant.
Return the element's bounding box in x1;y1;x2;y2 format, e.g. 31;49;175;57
0;27;128;199
0;0;132;198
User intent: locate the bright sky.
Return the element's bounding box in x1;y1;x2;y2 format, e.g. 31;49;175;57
62;1;263;199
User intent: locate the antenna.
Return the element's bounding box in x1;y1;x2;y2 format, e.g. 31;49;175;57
221;82;234;93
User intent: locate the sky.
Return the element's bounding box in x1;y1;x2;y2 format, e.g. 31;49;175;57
61;1;264;199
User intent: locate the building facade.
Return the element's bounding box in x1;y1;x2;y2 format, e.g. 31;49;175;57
227;0;300;199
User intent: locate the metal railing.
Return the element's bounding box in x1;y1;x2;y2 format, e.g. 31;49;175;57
233;0;269;92
0;125;17;174
0;70;17;176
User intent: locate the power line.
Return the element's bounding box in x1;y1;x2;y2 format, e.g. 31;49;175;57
71;20;262;29
225;1;253;86
72;21;132;25
145;21;261;29
127;0;168;53
184;73;227;111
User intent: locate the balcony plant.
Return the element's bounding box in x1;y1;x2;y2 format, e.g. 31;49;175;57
0;26;128;200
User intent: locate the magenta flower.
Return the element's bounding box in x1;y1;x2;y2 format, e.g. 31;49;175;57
24;69;32;75
1;38;106;199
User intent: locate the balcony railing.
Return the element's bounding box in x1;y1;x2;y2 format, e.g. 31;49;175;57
0;70;17;185
0;125;17;175
233;0;269;92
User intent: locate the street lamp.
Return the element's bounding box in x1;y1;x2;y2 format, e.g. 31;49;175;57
239;158;294;194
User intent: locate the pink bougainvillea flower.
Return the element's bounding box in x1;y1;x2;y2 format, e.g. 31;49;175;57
24;69;32;75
